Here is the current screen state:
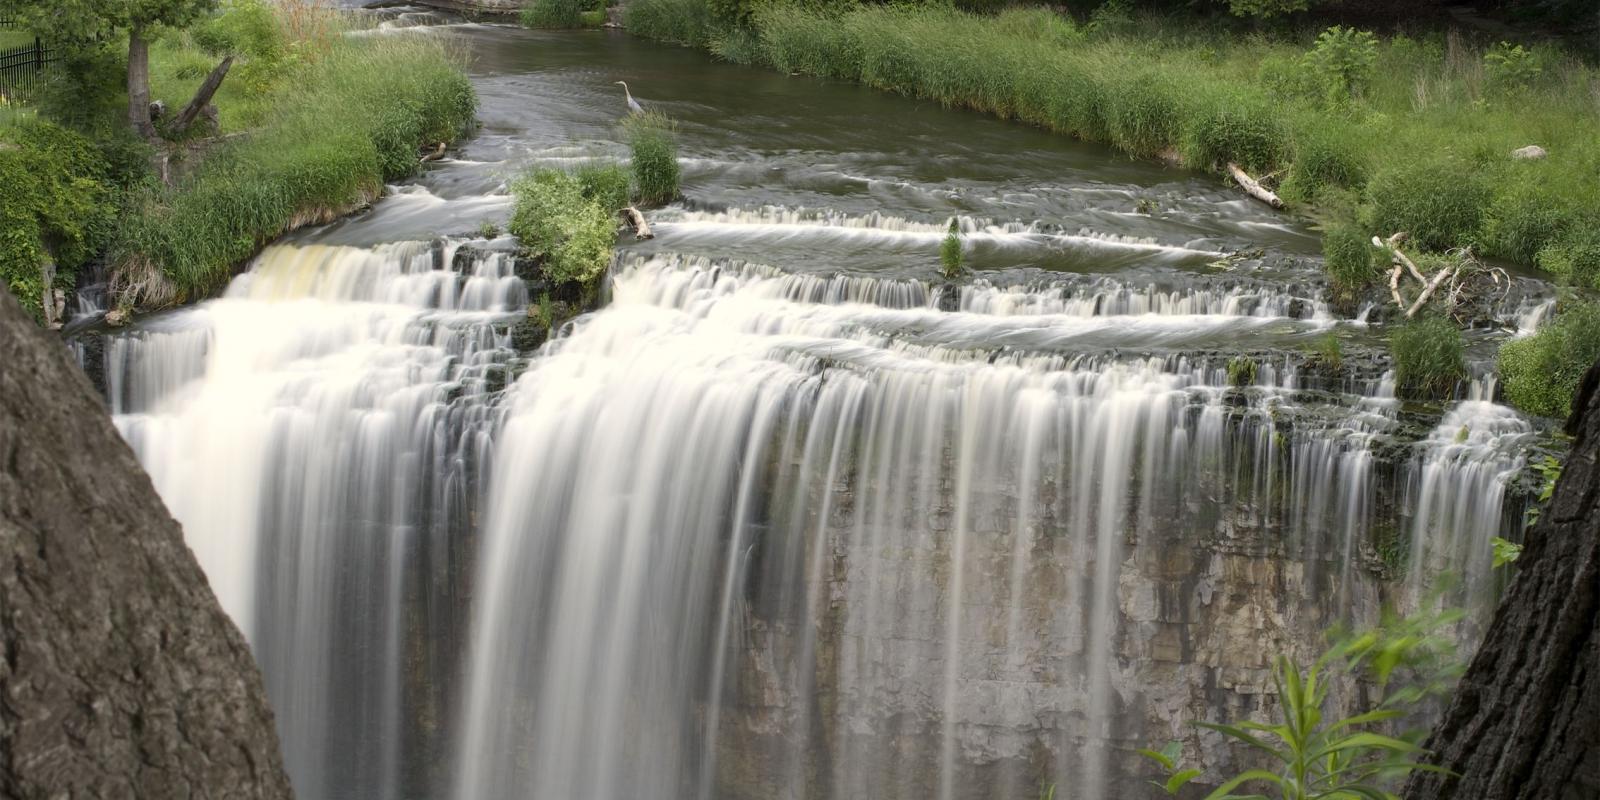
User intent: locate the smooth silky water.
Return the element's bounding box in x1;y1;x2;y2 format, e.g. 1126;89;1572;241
81;11;1557;800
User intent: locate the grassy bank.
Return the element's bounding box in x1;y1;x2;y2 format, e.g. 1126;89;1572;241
627;1;1599;283
114;6;476;306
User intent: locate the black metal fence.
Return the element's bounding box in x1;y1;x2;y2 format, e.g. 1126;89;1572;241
0;21;59;103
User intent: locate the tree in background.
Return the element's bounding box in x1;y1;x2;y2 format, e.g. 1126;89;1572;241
11;0;219;141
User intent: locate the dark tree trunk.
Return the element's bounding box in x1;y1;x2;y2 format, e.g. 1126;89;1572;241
127;25;157;142
1404;361;1600;799
0;286;294;798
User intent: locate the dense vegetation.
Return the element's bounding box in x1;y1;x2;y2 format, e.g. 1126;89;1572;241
509;169;618;289
1499;303;1600;418
623;111;682;207
1390;314;1467;399
0;0;476;318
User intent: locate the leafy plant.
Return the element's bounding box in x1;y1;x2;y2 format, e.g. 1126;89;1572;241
1227;356;1257;388
508;169;617;288
1499;302;1600;418
1144;608;1462;799
1523;454;1562;527
1491;536;1523;568
1484;42;1541;95
574;161;631;212
1304;27;1378;105
939;218;963;280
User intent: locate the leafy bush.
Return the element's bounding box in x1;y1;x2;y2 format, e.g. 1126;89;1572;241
1390;314;1466;399
575;162;630;212
1535;229;1600;289
1366;159;1490;252
1322;223;1375;311
1226;0;1309;17
521;0;594;29
1498;302;1600;418
1305;26;1378;104
508;170;617;288
0;119;115;322
624;111;681;207
624;0;716;48
1484;42;1541;95
1481;182;1573;267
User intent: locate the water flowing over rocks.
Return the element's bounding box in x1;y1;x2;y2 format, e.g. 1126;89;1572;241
0;288;293;799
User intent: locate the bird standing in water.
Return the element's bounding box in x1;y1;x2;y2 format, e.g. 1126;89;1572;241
614;81;644;115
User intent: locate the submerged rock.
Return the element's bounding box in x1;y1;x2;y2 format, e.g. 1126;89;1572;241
0;288;292;798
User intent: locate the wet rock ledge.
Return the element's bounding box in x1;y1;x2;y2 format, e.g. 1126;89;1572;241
0;288;293;799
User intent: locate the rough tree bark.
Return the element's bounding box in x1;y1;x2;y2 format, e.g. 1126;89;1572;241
0;288;293;799
1404;360;1600;799
127;25;157;142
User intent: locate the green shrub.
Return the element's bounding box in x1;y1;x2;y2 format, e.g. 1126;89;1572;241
1104;72;1183;159
1484;42;1542;95
1366;160;1490;252
1536;229;1600;289
1322;223;1375;311
624;111;681;207
508;170;616;287
1499;302;1600;418
521;0;594;29
575;162;630;212
1481;183;1573;267
1305;26;1378;104
1390;314;1466;399
1227;356;1258;387
0;119;115;322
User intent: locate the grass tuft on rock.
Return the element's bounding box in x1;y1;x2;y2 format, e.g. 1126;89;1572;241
624;111;681;207
1390;314;1466;400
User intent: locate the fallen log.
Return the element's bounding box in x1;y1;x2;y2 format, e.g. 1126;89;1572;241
1406;266;1454;318
1389;264;1406;310
420;142;446;163
1226;163;1283;209
167;56;233;139
623;206;653;240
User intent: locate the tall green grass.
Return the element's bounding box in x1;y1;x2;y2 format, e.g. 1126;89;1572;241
624;111;681;206
114;32;476;305
521;0;599;30
627;0;1600;283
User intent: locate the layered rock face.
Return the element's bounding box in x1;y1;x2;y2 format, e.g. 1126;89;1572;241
0;288;293;799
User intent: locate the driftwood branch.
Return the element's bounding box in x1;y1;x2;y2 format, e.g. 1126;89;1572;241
1389;264;1406;310
1406;266;1455;318
420;142;446;163
623;206;653;240
1227;162;1283;209
167;56;233;138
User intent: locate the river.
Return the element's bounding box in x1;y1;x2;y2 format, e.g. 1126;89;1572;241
83;10;1555;800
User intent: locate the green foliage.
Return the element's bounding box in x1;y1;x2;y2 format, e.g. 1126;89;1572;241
624;0;717;48
1536;229;1600;290
1181;92;1288;174
1225;0;1308;17
939;218;962;280
1367;160;1489;253
1498;302;1600;418
14;0;216;40
521;0;597;29
114;33;477;301
575;162;631;212
1280;122;1367;202
1304;26;1378;104
1390;315;1465;400
1310;332;1343;373
508;170;617;288
1321;222;1375;311
1523;455;1562;527
624;111;681;207
1484;42;1541;95
1227;356;1257;388
0;119;116;322
1491;536;1523;569
1144;608;1462;800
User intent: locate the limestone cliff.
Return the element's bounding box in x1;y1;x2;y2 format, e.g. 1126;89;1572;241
0;287;293;799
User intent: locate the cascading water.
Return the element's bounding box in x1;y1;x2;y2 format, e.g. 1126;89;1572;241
80;18;1559;800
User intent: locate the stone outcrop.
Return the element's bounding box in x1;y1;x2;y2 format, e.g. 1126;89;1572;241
1404;360;1600;800
0;288;293;799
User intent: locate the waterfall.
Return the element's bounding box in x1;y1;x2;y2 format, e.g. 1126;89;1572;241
92;243;1541;800
101;241;520;800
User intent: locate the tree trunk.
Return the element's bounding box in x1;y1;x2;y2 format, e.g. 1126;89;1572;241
0;287;294;797
127;25;157;142
167;56;234;138
1404;360;1600;799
